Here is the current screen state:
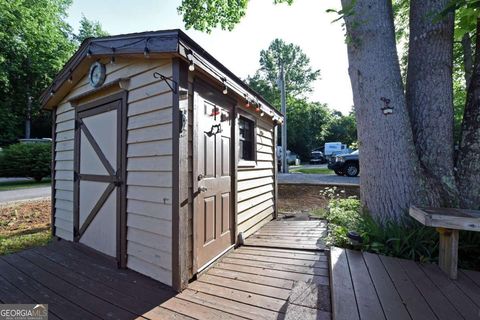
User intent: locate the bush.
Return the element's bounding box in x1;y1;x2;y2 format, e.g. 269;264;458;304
0;143;51;181
320;190;480;270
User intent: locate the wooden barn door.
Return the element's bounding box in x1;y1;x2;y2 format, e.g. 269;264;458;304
194;90;234;270
74;93;126;267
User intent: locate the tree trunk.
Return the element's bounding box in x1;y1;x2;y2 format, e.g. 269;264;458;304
341;0;428;221
405;0;456;206
456;18;480;209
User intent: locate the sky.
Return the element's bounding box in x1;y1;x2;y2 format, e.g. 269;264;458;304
66;0;353;114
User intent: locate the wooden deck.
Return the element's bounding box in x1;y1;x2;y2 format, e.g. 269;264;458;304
330;247;480;320
244;219;327;250
0;220;331;319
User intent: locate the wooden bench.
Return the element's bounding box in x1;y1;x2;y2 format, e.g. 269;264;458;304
409;206;480;279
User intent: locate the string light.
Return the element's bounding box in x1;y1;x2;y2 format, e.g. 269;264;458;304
87;47;92;58
255;102;260;112
244;94;250;108
144;46;150;58
185;49;195;72
110;47;116;64
222;78;228;94
50;90;55;97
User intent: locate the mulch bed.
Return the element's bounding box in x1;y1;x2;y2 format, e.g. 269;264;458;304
0;199;51;237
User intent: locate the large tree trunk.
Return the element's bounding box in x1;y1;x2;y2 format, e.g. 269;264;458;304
405;0;456;206
456;18;480;209
341;0;428;221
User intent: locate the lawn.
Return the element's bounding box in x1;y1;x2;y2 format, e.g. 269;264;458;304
0;179;51;191
290;167;334;174
0;199;52;255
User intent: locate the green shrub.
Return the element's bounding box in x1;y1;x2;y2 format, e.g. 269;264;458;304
322;196;480;270
0;143;51;181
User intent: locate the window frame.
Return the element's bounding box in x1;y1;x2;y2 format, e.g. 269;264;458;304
237;112;257;166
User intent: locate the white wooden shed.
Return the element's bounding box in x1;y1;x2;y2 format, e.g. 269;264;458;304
40;29;283;291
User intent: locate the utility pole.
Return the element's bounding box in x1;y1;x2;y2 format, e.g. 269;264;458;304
280;63;288;173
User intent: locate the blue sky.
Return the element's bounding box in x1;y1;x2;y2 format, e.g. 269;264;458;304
66;0;353;113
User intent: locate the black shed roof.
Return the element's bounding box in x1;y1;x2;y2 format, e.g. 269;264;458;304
40;29;283;121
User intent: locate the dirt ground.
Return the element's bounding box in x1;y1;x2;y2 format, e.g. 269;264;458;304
278;184;360;215
0;199;51;236
0;185;359;234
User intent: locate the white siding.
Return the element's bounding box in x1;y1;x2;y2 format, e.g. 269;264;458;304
52;58;174;286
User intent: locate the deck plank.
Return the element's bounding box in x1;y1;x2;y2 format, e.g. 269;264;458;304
220;257;329;276
398;259;462;320
329;247;359;320
346;249;385;320
161;297;247;320
188;281;286;312
226;252;328;268
207;267;295;290
456;270;480;308
2;253;137;320
380;255;437;320
420;262;479;319
198;274;291;300
362;252;411;320
33;245;173;305
19;249;158;315
178;289;282;320
0;257;99;320
235;247;327;261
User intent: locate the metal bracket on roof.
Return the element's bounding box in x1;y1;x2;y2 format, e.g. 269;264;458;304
153;72;177;94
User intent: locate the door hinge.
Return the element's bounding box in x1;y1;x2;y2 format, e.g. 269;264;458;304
73;171;79;182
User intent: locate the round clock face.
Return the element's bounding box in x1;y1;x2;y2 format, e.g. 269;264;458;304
88;62;106;88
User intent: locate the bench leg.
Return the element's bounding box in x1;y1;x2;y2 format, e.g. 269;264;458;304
437;228;459;280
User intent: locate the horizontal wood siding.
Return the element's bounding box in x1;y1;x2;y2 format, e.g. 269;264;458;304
125;60;173;286
53;101;75;241
52;58;173;286
237;121;276;238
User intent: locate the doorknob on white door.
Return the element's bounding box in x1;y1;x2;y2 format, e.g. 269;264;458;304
198;186;208;193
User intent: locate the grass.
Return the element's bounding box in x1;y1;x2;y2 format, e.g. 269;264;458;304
290;168;334;174
0;179;51;191
0;229;51;255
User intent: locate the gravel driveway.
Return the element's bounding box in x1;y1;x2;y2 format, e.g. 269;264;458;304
278;173;359;186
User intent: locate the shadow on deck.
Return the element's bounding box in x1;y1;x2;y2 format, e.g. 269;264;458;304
0;220;331;319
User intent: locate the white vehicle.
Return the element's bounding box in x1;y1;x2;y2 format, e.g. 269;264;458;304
324;142;349;157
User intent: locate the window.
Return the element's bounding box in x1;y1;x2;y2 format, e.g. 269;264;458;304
239;116;255;161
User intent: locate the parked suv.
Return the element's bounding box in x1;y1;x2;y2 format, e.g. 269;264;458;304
328;150;359;177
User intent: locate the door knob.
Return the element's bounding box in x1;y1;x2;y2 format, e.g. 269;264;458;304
198;186;208;193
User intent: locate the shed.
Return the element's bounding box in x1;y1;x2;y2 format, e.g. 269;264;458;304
41;29;283;291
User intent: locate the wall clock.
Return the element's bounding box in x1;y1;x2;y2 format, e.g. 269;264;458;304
88;61;106;88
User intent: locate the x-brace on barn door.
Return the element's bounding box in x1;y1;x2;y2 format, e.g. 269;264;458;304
73;92;127;268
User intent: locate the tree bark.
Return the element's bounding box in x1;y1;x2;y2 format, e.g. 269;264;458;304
341;0;428;221
456;18;480;209
405;0;456;206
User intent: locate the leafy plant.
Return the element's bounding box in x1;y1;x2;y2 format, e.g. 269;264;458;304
0;143;51;181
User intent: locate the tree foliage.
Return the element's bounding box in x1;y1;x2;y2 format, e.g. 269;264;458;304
247;38;355;160
0;142;52;181
0;1;108;147
74;15;109;44
177;0;293;33
178;0;480;219
0;0;76;146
